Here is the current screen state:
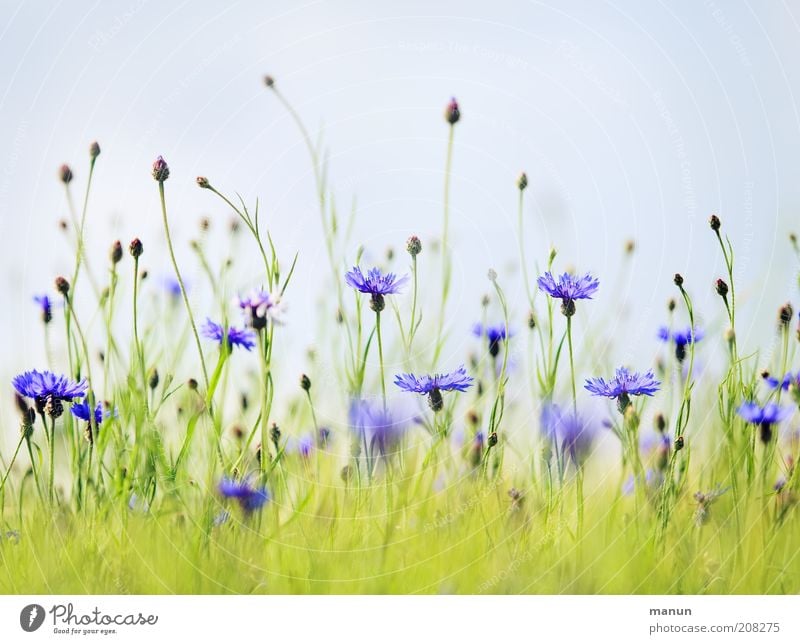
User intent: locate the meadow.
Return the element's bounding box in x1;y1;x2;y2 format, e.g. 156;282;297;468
1;79;798;594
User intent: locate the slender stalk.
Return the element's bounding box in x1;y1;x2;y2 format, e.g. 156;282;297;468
158;182;209;389
566;315;577;415
376;310;387;408
132;257;148;416
432;125;455;367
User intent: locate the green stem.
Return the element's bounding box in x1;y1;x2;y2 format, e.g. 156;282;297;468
376;311;386;408
432;125;455;367
158;182;209;389
566;315;577;415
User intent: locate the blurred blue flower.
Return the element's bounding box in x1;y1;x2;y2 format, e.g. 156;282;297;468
348;398;408;458
472;322;513;358
33;294;53;324
70;396;111;426
541;404;597;467
201;318;256;351
218;477;270;513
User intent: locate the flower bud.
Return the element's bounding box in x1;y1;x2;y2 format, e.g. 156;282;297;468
300;373;311;392
263;75;275;88
110;240;123;264
674;273;684;287
196;176;210;189
152;156;169;182
517;172;528;191
779;302;794;328
89;141;101;159
55;276;70;296
406;235;422;257
715;278;728;297
129;238;143;258
148;367;159;390
59;164;73;184
444;97;460;125
709;214;721;231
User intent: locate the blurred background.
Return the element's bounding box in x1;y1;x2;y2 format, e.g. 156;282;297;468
1;0;799;445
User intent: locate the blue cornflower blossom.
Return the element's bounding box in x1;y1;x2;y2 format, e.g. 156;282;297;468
472;323;513;358
13;369;87;418
537;271;599;316
763;371;798;392
201;318;256;351
218;478;270;513
394;365;474;412
736;401;793;443
33;294;53;324
658;326;704;362
162;276;185;299
70;397;110;426
349;399;409;462
585;367;660;413
345;266;408;312
237;289;282;329
541;404;596;467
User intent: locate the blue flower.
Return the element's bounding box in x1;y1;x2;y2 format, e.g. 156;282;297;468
12;369;87;418
657;326;703;362
394;366;474;411
541;404;596;467
201;319;256;351
237;289;282;329
737;402;792;443
162;276;185;299
585;367;660;413
537;271;599;316
764;372;797;391
472;323;513;358
218;477;270;513
70;397;110;426
345;266;408;312
349;399;408;459
33;295;53;324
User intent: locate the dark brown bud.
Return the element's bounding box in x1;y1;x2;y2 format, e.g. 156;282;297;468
270;422;281;450
263;75;275;88
187;378;198;391
300;373;311;392
779;302;794;327
59;164;73;184
148;368;159;390
715;278;728;297
674;273;684;287
654;413;666;433
55;276;70;295
709;214;721;231
667;298;676;312
89;141;101;159
129;238;143;258
196;176;210;189
487;431;498;448
675;435;685;451
527;311;536;329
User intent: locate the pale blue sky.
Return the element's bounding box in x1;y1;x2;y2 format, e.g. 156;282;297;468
1;1;799;433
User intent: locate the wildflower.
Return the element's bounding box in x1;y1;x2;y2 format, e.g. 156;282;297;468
218;478;270;513
585;367;660;414
345;266;408;312
764;372;796;391
70;396;109;426
162;276;184;299
55;276;70;296
537;271;599;317
541;404;596;467
778;302;794;328
152;155;169;182
12;369;87;418
237;289;282;329
349;398;408;462
33;295;53;324
517;172;528;191
300;373;311;392
394;365;474;412
709;214;721;231
472;323;513;358
201;318;256;351
737;402;793;443
444;97;460;124
715;278;728;298
657;326;704;363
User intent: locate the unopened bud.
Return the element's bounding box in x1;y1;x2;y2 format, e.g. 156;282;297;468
110;240;123;264
444;97;460;125
406;235;422;257
152;156;169;182
129;238;143;258
709;214;721;231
